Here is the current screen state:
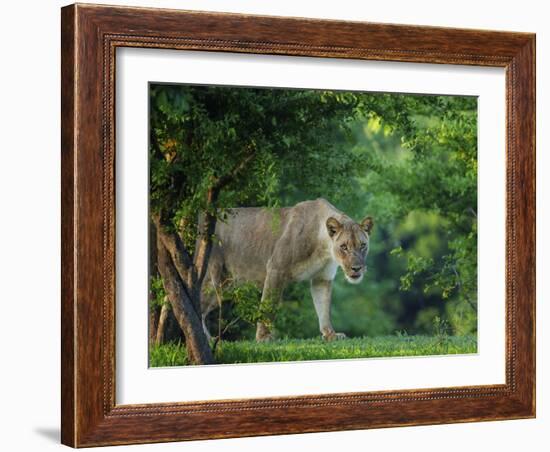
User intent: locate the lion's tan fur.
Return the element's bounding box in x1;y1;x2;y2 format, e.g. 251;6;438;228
201;198;373;341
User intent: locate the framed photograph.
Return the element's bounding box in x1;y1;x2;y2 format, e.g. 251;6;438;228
61;3;535;447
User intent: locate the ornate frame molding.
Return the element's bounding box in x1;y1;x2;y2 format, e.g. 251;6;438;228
61;4;535;447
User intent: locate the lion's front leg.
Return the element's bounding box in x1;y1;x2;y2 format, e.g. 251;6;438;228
256;267;285;342
310;278;347;341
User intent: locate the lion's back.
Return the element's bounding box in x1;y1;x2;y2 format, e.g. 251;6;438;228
214;207;289;283
213;199;339;283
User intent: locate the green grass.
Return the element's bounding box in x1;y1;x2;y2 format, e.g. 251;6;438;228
149;335;477;367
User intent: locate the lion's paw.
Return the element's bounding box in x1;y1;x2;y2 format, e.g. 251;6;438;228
323;331;347;341
256;332;274;342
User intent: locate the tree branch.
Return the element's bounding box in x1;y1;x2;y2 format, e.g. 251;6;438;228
451;265;477;312
152;214;197;288
157;239;214;365
212;148;257;191
194;148;258;287
194;192;219;290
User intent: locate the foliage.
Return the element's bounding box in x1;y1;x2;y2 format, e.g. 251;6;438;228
150;84;362;247
149;275;169;312
150;335;477;366
209;281;277;335
150;83;479;348
352;96;478;328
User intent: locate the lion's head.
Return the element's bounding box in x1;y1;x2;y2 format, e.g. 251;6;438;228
326;216;374;284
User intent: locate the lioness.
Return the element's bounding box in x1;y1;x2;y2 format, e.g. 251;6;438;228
201;198;373;341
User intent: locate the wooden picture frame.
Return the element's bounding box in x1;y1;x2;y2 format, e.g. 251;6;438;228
61;3;535;447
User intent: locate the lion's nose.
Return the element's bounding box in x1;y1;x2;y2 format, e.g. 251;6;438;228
351;265;362;272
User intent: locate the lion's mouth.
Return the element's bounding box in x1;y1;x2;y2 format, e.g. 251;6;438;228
346;271;364;283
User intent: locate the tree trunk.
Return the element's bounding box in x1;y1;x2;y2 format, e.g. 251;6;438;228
148;221;161;346
149;147;257;364
155;302;170;345
150;304;184;345
156;237;214;365
149;307;160;346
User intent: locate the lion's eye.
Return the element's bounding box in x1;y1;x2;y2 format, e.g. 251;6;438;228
340;244;348;251
360;243;367;250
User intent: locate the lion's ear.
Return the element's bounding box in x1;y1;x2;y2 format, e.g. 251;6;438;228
326;217;342;238
361;216;374;235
